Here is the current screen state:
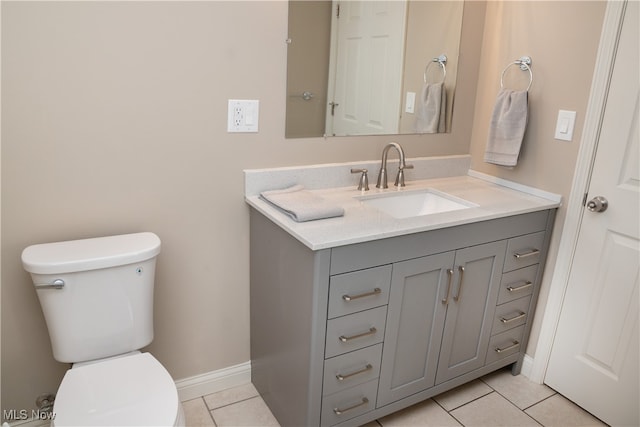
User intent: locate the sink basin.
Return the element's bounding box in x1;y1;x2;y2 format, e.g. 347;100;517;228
359;189;477;219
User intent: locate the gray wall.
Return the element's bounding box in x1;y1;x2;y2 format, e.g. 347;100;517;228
1;0;604;417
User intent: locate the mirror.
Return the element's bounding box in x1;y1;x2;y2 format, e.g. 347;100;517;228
285;0;464;138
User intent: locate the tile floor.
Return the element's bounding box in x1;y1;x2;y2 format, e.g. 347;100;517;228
183;367;608;427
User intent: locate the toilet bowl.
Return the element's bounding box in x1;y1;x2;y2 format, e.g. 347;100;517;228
21;233;184;427
53;353;184;427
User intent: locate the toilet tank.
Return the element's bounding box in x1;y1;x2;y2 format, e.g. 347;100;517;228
21;232;161;364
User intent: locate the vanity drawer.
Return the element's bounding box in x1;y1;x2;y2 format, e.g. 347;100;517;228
498;264;538;304
486;325;525;365
323;344;383;396
325;306;387;358
492;296;531;335
321;379;378;426
503;232;545;272
328;265;392;319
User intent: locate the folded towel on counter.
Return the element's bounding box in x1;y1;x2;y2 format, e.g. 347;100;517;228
484;89;529;167
415;82;446;134
260;185;344;222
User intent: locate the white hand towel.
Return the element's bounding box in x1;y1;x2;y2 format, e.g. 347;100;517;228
260;185;344;222
484;89;529;167
415;82;446;134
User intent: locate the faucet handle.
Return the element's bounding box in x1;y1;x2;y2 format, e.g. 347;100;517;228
394;164;413;187
351;168;370;191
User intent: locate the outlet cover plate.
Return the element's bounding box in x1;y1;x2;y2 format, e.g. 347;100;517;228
228;99;259;133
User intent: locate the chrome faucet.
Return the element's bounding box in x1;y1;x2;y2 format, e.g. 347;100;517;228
376;143;414;189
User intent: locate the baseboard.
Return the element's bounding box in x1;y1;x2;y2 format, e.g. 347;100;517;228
175;361;252;402
519;354;538;383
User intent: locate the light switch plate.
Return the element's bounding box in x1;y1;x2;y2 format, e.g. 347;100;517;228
228;99;259;133
554;110;576;141
405;92;416;113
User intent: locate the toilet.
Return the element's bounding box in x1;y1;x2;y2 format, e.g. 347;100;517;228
21;232;185;427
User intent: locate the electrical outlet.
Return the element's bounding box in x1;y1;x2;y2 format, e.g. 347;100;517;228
228;100;259;133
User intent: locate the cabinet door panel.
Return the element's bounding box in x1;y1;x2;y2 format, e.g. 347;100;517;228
376;251;453;407
436;240;506;384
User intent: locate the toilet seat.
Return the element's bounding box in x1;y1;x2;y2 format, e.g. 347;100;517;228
53;353;182;426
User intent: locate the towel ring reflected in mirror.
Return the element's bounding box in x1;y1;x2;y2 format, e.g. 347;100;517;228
500;56;533;91
424;54;447;84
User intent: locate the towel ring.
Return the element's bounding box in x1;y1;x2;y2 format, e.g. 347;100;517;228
424;54;447;84
500;56;533;91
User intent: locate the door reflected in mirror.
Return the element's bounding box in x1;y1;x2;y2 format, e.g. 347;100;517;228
285;0;464;138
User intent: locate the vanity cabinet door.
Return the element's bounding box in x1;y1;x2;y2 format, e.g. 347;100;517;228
376;251;453;407
435;240;506;385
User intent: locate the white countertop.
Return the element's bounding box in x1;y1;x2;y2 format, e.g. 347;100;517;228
245;170;561;251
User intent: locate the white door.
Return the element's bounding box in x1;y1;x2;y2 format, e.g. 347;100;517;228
326;1;406;136
545;2;639;426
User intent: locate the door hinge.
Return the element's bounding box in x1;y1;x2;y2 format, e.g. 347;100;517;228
336;3;340;18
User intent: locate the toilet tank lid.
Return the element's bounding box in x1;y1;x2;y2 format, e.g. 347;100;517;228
21;232;161;274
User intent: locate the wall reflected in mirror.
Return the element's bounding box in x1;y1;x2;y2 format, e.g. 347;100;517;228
285;0;464;139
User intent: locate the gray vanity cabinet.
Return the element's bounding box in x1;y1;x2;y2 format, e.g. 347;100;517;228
250;208;556;427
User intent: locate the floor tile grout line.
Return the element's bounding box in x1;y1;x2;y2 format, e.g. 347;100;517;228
438;385;546;427
204;394;262;412
438;388;496;413
480;371;561;412
481;389;545;427
205;396;219;427
521;391;558;412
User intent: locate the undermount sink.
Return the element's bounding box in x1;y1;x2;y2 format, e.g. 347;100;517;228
358;189;477;219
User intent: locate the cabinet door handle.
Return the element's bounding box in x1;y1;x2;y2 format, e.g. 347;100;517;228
513;248;540;259
339;327;377;343
333;397;369;415
442;269;454;304
500;311;526;324
495;340;520;353
453;266;465;301
336;363;373;381
342;287;382;302
507;281;533;292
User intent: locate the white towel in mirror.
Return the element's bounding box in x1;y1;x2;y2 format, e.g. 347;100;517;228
415;82;446;134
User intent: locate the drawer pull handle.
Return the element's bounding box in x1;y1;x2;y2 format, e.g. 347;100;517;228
500;311;526;324
342;288;382;302
507;281;533;292
442;269;454;304
336;363;373;381
514;248;540;259
495;340;520;353
453;266;465;301
339;327;377;343
333;397;369;415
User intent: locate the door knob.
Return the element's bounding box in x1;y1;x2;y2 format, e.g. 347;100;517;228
587;196;608;213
